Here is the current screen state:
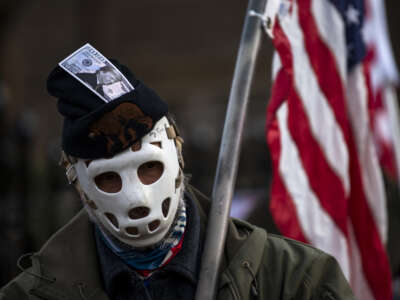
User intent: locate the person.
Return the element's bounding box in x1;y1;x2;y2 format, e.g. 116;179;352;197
0;54;355;300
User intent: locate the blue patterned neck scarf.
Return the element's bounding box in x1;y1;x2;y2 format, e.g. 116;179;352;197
97;202;186;272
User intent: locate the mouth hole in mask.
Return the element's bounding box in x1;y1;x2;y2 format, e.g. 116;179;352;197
126;226;139;236
138;161;164;185
105;213;119;229
129;206;150;219
95;172;122;193
162;198;170;218
151;141;162;148
148;220;160;232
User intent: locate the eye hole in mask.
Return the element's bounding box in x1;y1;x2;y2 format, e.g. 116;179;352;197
95;172;122;193
138;161;164;185
150;141;162;148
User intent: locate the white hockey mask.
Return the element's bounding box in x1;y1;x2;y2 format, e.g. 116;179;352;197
74;117;183;248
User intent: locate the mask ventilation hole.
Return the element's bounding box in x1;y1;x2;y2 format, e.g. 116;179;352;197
128;207;150;219
105;213;119;229
150;141;162;148
162;198;171;218
126;227;139;236
131;141;142;152
148;220;160;232
85;160;93;167
95;172;122;193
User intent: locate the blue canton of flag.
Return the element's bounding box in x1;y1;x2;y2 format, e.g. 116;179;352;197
265;0;392;298
331;0;366;69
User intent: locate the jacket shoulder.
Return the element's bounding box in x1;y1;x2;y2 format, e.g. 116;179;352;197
185;185;354;299
0;268;40;300
259;234;355;299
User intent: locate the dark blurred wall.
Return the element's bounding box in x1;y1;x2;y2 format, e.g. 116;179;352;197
0;0;273;284
0;0;273;188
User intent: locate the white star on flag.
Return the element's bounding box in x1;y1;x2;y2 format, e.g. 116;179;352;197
265;0;393;298
346;5;359;25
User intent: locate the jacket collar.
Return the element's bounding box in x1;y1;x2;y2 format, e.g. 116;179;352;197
188;185;267;296
29;210;109;300
218;217;267;298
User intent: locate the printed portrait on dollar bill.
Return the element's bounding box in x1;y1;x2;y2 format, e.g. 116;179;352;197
59;43;134;102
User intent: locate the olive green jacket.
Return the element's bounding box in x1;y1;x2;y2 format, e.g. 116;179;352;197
1;188;354;299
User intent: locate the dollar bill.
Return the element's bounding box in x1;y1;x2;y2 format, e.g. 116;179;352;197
59;43;134;103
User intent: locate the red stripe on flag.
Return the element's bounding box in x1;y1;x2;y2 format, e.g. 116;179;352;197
267;67;291;125
296;2;391;298
267;63;308;243
267;108;309;243
365;48;398;179
272;20;349;236
363;49;377;135
268;2;393;299
347;137;393;300
374;89;398;178
297;0;350;143
288;87;349;234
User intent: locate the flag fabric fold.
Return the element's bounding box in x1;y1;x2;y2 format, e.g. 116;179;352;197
264;0;393;299
363;0;400;180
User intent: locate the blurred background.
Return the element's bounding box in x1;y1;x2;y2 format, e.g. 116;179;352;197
0;0;399;293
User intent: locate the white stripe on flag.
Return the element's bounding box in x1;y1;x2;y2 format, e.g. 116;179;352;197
277;103;351;279
346;64;388;243
363;0;399;88
272;52;282;81
279;2;350;195
348;224;374;300
311;0;346;82
267;0;393;298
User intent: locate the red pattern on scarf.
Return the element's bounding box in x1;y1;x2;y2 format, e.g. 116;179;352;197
136;231;185;278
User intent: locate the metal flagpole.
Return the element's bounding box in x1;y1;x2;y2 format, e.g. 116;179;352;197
194;0;267;299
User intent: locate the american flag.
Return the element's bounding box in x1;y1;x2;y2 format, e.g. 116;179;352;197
363;0;399;180
264;0;392;299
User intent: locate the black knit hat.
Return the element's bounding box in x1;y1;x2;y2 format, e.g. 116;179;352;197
47;59;168;159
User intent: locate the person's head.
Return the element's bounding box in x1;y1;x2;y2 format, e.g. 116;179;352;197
47;58;185;248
